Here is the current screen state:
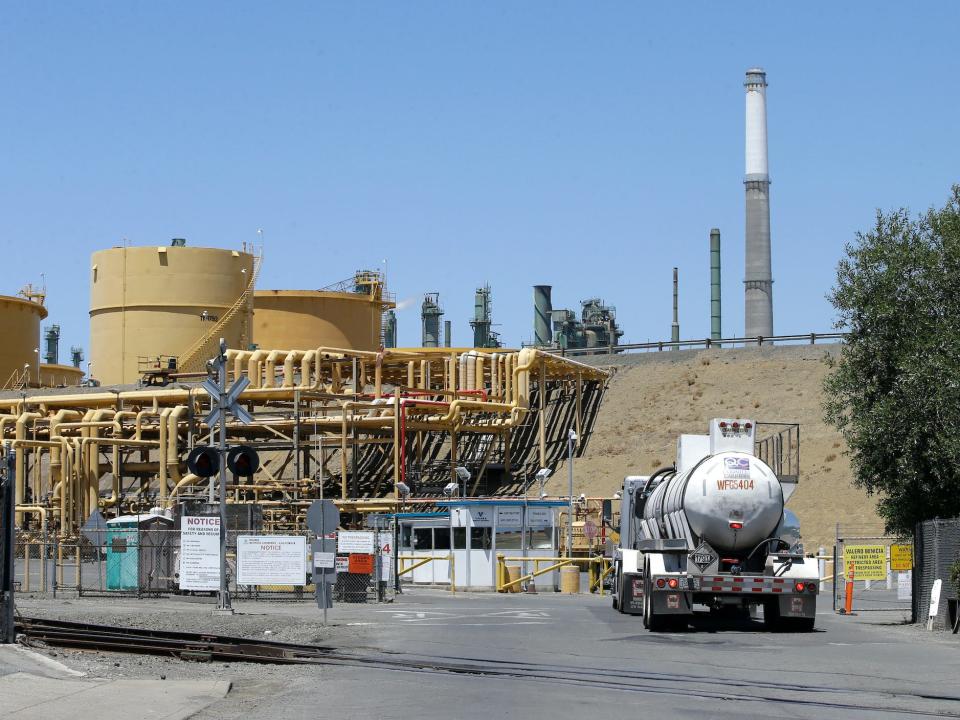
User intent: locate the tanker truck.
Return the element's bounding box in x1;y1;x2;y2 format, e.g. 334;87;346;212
611;418;818;631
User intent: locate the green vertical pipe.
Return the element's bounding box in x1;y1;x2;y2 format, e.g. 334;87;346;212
671;267;679;350
710;228;721;340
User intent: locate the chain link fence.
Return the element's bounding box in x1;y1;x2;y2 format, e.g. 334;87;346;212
834;525;912;615
914;518;960;630
13;526;395;604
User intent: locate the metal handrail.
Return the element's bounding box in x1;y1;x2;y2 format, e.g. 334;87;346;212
496;553;609;593
549;331;847;357
396;553;456;593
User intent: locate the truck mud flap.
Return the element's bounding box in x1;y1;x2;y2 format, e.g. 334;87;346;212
652;590;693;615
620;572;644;615
778;594;816;618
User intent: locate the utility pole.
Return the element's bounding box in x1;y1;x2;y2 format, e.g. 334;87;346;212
1;446;16;643
567;429;577;558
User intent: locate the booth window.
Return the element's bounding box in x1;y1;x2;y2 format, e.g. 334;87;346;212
526;528;553;551
470;527;492;551
496;529;523;550
400;525;412;550
453;528;467;550
413;528;433;551
434;528;451;550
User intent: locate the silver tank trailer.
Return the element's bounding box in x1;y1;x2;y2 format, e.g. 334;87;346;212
643;451;783;553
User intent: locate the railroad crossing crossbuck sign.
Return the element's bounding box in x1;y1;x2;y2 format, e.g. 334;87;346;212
202;375;253;426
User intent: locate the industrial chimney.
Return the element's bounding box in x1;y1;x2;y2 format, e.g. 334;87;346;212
671;268;679;350
533;285;553;347
383;310;397;348
710;229;721;340
421;293;443;347
744;68;773;339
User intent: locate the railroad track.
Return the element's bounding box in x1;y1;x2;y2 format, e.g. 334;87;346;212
16;616;960;717
16;617;335;664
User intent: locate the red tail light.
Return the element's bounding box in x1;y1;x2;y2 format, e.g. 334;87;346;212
656;578;666;589
794;581;806;593
729;522;743;530
719;421;727;428
806;582;817;593
667;578;678;589
745;422;753;429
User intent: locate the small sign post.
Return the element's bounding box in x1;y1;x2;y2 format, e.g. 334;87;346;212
927;579;942;631
306;499;340;624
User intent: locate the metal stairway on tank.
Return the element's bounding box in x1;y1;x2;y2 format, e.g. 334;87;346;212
176;250;262;374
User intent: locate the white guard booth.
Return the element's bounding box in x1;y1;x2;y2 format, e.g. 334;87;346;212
395;500;563;590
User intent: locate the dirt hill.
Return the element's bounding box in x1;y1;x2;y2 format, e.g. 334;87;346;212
547;344;884;552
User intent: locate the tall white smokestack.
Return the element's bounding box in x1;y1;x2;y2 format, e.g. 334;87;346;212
744;67;773;339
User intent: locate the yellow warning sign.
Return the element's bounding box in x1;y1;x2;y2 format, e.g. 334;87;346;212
842;545;887;580
890;544;913;571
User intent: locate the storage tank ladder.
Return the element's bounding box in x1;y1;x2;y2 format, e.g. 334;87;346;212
177;251;262;374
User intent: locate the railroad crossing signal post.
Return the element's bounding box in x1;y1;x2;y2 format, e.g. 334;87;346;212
203;338;253;616
1;446;15;643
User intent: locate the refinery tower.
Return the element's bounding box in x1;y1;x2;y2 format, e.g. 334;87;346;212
744;67;773;338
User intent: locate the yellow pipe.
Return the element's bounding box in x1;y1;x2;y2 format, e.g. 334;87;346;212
246;349;268;388
299;350;315;389
158;407;171;502
263;349;284;388
169;471;202;498
163;405;188;504
282;350;304;388
14;412;41;524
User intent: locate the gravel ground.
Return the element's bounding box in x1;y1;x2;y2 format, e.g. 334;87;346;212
14;595;383;683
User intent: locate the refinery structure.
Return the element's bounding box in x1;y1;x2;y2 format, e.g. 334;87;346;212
1;239;607;544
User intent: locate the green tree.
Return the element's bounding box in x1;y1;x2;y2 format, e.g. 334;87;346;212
824;186;960;536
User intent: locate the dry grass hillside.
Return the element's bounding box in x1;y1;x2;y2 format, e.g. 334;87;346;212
547;345;884;552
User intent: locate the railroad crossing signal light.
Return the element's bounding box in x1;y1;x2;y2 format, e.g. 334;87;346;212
187;446;220;478
227;445;260;477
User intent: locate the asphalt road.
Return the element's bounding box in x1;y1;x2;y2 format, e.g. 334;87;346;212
175;590;957;720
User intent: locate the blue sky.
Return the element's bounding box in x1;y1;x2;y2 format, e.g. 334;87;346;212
2;2;958;354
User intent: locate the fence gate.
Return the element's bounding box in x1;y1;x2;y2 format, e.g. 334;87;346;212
834;525;913;615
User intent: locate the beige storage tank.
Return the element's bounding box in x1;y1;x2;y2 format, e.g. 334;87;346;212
39;363;84;388
254;273;393;352
0;294;47;389
90;244;255;385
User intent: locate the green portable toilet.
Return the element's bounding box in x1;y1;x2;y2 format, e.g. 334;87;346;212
105;517;138;590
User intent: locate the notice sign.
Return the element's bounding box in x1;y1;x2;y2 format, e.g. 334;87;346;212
890;544;913;571
180;516;220;591
527;507;553;529
337;531;375;554
349;553;374;574
897;571;912;601
237;535;306;586
314;552;336;570
497;506;523;528
843;544;886;580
